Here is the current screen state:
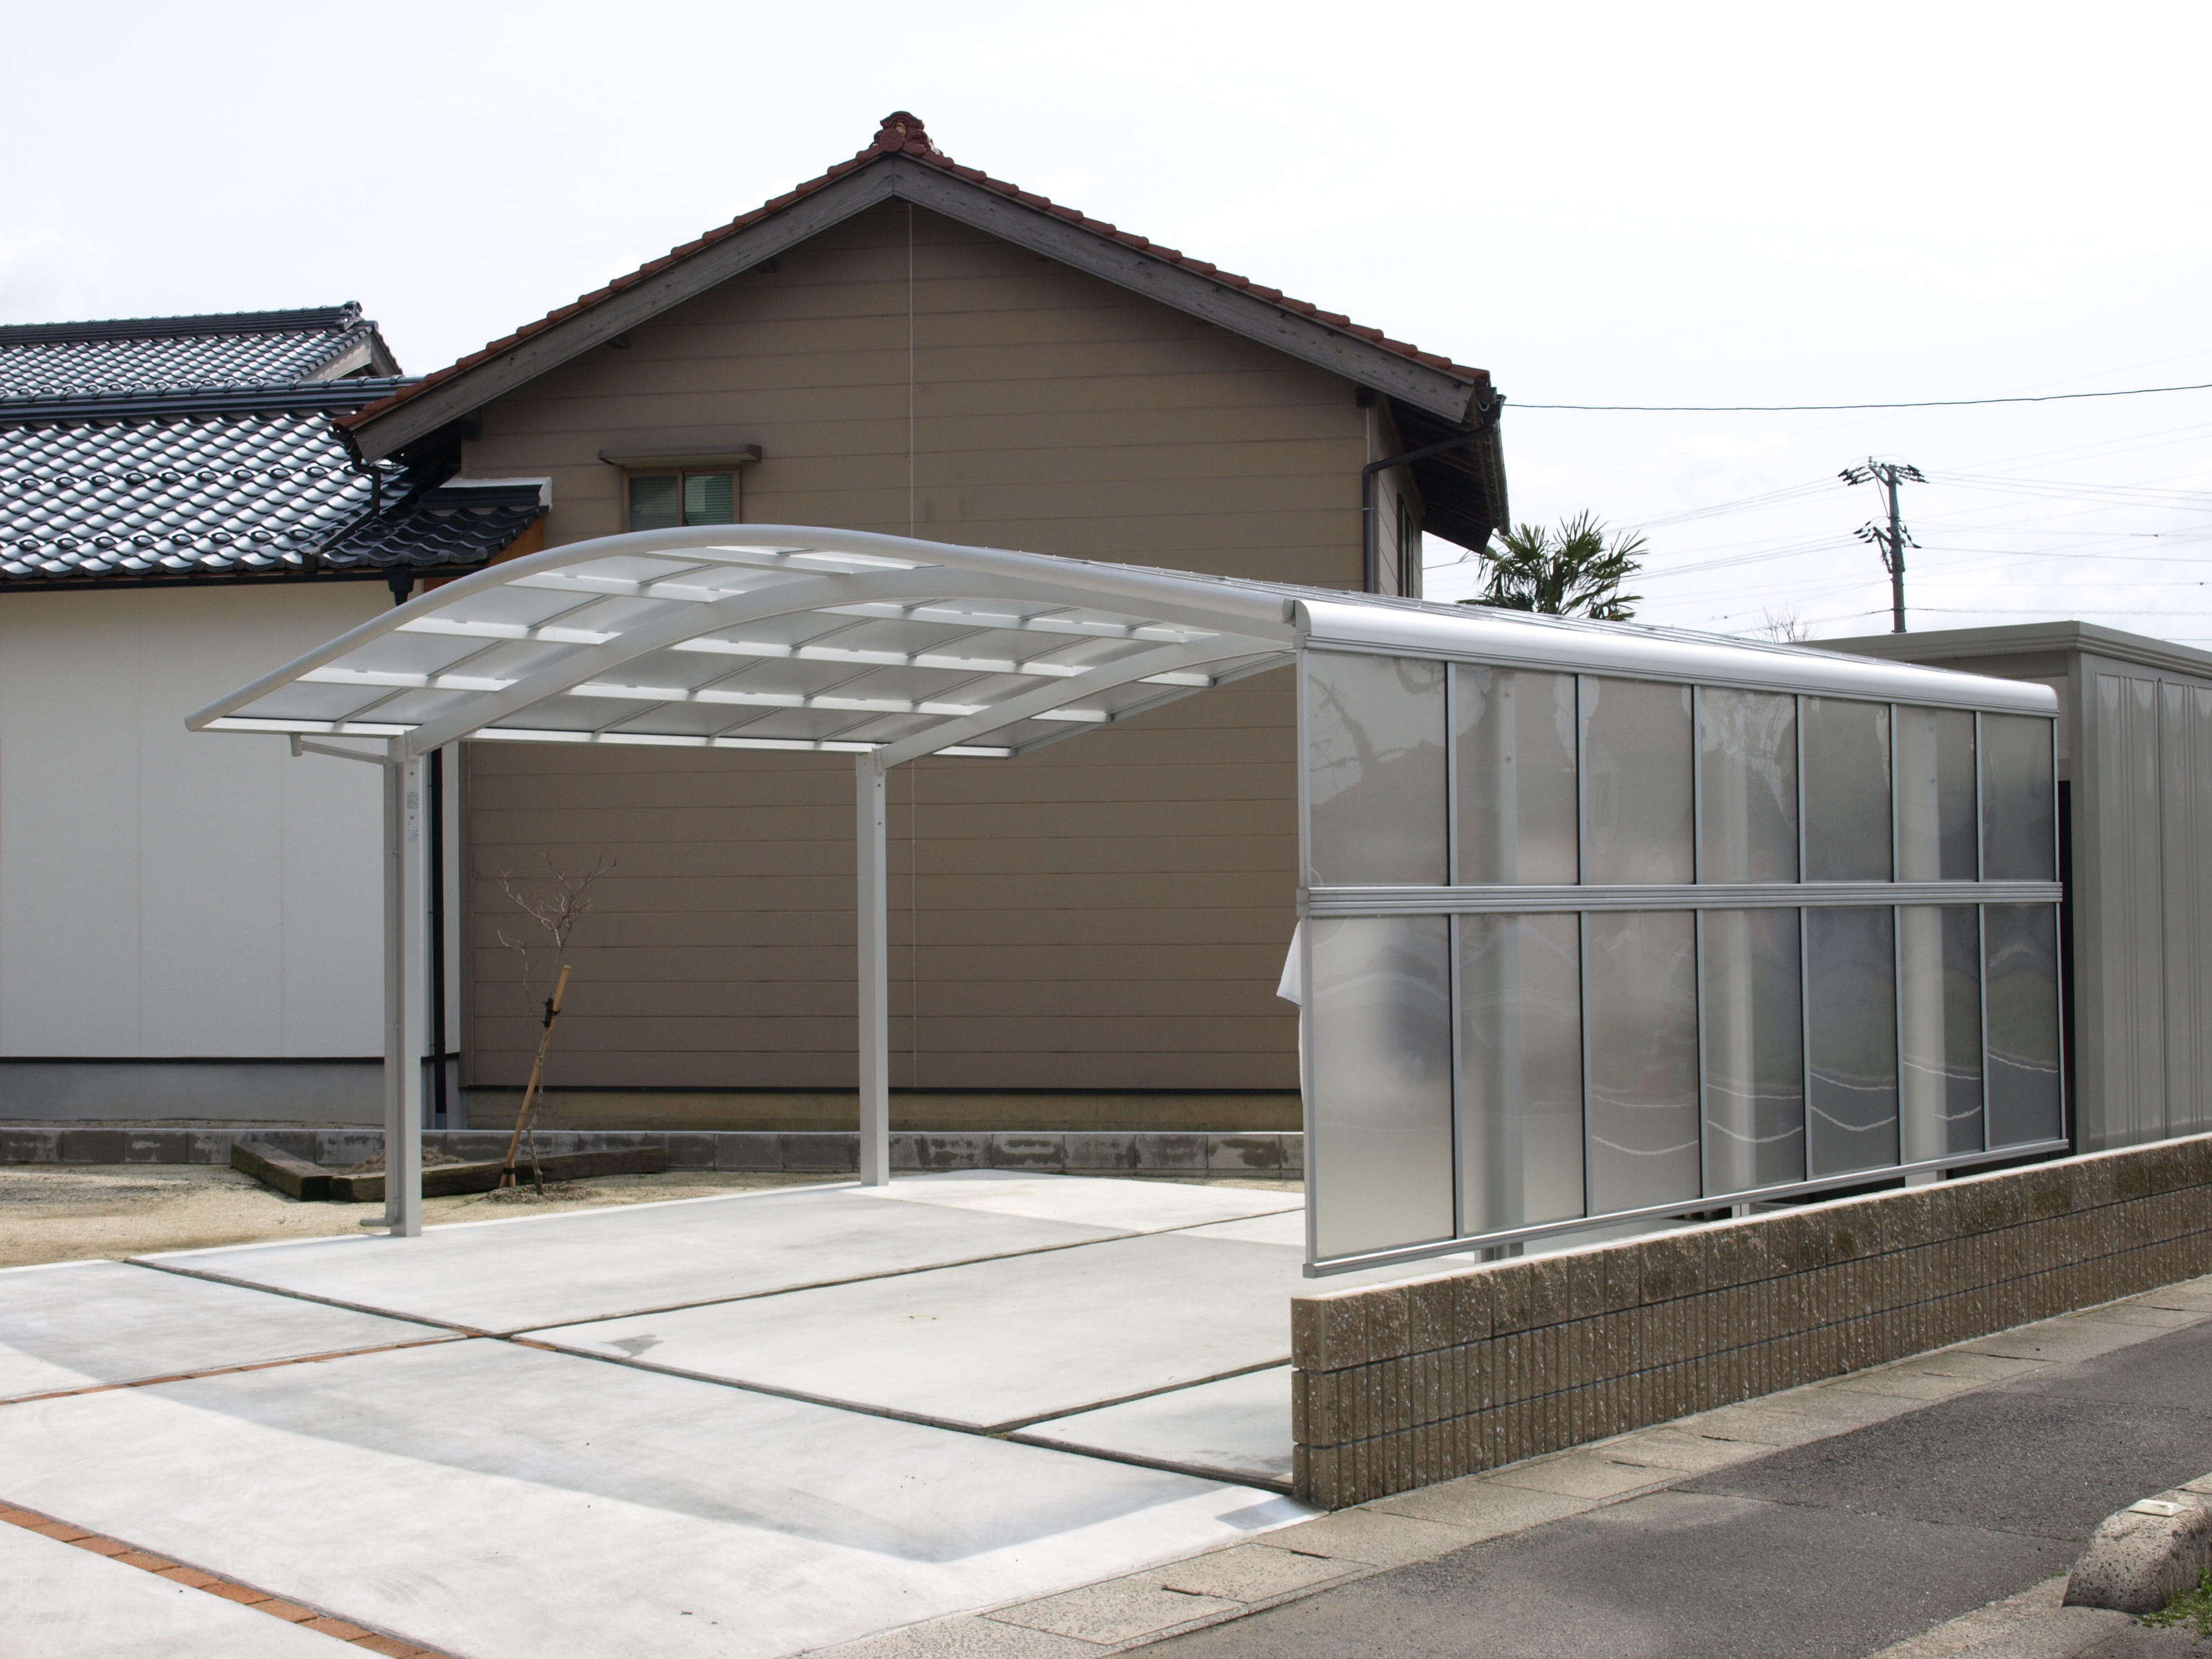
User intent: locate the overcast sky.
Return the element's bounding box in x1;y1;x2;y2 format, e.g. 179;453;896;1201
9;1;2206;645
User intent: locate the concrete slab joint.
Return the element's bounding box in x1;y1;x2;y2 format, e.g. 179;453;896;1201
2063;1481;2212;1615
1288;1131;2212;1509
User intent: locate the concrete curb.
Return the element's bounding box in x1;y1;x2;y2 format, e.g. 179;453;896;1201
0;1125;1303;1178
2064;1477;2212;1615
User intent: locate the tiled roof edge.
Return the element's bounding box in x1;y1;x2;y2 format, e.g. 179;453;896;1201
344;113;1488;432
0;377;420;430
0;305;365;346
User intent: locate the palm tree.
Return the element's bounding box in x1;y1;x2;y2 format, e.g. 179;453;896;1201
1465;511;1644;621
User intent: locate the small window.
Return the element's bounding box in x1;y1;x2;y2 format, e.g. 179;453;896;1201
628;470;737;532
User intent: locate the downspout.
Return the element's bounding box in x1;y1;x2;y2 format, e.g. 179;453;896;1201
1358;393;1507;593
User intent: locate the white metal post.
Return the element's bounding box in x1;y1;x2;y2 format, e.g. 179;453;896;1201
856;753;892;1186
381;742;427;1237
382;751;402;1226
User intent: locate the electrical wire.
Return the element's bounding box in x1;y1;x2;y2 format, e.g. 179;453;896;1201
1515;381;2212;413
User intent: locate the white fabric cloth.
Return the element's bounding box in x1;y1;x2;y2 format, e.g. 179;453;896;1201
1275;920;1304;1006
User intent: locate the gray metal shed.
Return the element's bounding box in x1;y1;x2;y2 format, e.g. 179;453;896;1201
1824;623;2212;1154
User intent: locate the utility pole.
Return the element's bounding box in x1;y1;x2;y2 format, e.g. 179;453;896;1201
1841;458;1924;632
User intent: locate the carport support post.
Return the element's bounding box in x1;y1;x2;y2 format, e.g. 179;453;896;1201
855;752;892;1186
381;743;427;1236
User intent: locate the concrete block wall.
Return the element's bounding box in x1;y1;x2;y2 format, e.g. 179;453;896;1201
1291;1133;2212;1510
0;1125;1302;1177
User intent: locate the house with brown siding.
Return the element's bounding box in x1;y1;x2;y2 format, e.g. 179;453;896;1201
341;112;1510;1135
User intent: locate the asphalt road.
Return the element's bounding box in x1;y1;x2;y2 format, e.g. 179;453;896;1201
1134;1321;2212;1659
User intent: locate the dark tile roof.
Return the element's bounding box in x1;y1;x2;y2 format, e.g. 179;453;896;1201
0;303;397;401
0;312;538;588
346;113;1492;436
321;482;545;573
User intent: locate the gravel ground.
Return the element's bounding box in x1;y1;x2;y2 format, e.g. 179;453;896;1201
0;1165;1302;1271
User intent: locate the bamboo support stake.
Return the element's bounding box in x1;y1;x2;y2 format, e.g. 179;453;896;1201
501;961;572;1188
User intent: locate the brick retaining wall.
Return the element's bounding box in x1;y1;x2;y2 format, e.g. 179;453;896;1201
1290;1133;2212;1509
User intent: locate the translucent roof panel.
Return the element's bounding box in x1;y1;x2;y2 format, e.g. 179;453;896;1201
189;525;2056;762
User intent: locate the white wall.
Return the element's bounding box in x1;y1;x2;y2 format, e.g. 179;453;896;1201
0;582;386;1059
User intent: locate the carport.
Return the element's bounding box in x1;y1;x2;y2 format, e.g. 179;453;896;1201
189;525;2065;1272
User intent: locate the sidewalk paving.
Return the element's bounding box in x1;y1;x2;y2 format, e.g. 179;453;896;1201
835;1274;2212;1658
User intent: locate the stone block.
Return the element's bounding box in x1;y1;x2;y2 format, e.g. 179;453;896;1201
1207;1134;1284;1171
1;1127;58;1163
2110;1150;2153;1203
1640;1231;1707;1302
256;1130;317;1161
1281;1132;1306;1173
1490;1261;1538;1335
1131;1132;1208;1172
782;1132;859;1172
1719;1220;1774;1291
718;1132;783;1170
1292;1291;1368;1371
663;1132;716;1170
317;1130;384;1168
1564;1248;1604;1320
186;1131;232;1165
2021;1163;2074;1221
1062;1132;1141;1172
1406;1275;1456;1355
1452;1270;1496;1344
990;1133;1065;1170
1365;1286;1412;1361
2063;1492;2212;1615
55;1129;125;1164
123;1131;188;1164
899;1133;988;1172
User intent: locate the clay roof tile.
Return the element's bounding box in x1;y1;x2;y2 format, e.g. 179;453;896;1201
344;110;1486;430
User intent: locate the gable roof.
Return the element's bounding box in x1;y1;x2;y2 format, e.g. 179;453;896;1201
0;309;540;590
0;303;399;400
339;115;1507;547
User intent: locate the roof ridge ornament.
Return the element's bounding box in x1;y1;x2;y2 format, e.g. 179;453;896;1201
870;111;941;158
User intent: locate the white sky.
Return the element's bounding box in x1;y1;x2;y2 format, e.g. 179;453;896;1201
10;0;2208;645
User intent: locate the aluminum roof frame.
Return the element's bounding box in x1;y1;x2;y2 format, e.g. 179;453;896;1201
187;525;2056;1236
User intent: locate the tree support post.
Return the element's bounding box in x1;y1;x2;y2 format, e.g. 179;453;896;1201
855;753;892;1187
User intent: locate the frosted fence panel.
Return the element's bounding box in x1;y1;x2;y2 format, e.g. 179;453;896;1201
1898;906;1984;1161
1697;688;1799;883
1701;908;1805;1194
1985;904;2064;1147
1459;913;1585;1233
1309;916;1455;1258
1806;906;1900;1176
1981;715;2058;881
1582;678;1694;883
1803;699;1893;881
1585;910;1700;1211
1306;651;1448;886
1454;666;1579;884
1895;706;1978;881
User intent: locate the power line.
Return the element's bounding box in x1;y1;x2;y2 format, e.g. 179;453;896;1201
1513;380;2212;413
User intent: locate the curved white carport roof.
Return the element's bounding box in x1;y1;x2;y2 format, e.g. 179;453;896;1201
189;525;1304;762
190;525;2056;1237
